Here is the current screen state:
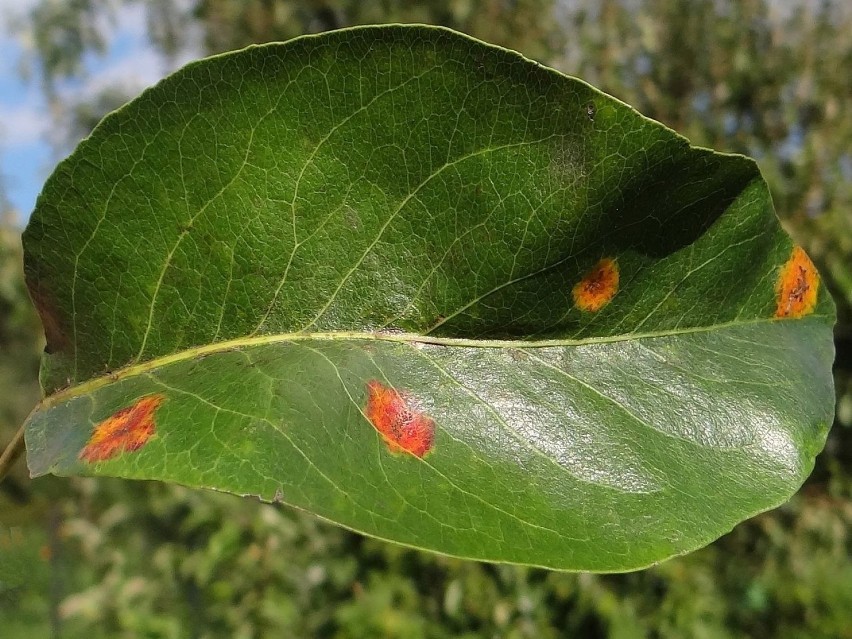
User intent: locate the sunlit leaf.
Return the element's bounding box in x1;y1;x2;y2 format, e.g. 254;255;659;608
22;26;835;571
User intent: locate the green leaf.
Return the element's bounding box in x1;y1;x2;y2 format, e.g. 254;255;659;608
21;25;835;571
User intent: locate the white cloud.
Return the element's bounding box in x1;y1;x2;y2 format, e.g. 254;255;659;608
0;0;43;31
0;102;47;146
78;45;167;97
62;1;204;103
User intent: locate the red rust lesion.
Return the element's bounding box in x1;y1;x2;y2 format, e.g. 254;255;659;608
79;394;165;463
572;257;619;312
775;246;819;319
364;380;435;458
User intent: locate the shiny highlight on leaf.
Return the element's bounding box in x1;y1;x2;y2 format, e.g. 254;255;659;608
364;380;435;458
572;257;619;312
79;394;165;463
775;246;819;319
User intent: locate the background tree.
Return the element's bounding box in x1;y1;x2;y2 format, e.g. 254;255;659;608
2;1;850;636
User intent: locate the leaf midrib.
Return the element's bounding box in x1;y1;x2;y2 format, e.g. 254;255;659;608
41;315;825;408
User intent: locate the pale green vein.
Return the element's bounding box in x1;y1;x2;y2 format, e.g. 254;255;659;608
144;373;401;528
300;342;570;541
71;139;156;379
299;136;559;332
253;68;436;334
411;346;651;495
39;315;827;410
525;349;741;450
297;342;484;540
135;127;257;362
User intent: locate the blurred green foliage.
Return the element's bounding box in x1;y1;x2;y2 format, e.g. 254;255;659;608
2;1;851;637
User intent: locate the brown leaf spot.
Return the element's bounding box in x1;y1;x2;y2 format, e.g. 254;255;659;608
28;283;70;355
79;394;165;463
775;246;819;318
572;257;619;312
364;380;435;458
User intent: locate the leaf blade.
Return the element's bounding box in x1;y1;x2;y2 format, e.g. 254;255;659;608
22;25;836;571
25;316;834;571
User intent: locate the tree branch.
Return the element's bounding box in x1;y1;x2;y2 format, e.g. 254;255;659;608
0;425;26;481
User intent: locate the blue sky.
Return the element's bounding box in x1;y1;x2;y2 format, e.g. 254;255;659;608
0;2;200;226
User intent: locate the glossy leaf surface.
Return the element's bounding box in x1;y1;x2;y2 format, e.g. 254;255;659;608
22;26;835;571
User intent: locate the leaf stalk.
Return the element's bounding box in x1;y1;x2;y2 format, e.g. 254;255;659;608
0;424;26;481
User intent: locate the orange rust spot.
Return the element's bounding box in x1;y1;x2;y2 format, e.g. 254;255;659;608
79;394;165;463
364;380;435;458
775;246;819;318
572;257;619;312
